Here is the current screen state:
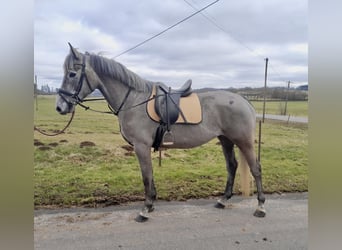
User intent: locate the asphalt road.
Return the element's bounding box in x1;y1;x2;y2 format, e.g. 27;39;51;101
256;113;308;123
34;192;307;250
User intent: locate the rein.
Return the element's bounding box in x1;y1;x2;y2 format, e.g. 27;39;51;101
73;83;165;116
34;110;75;136
76;90;161;115
34;91;160;136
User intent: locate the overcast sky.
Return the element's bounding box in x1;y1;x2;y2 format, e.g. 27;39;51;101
34;0;307;90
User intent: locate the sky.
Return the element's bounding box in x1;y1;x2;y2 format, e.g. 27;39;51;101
34;0;307;90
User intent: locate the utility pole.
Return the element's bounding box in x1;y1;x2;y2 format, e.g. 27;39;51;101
284;80;291;115
262;58;269;123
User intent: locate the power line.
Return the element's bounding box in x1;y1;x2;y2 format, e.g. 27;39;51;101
113;0;220;59
183;0;297;85
183;0;264;59
268;64;285;81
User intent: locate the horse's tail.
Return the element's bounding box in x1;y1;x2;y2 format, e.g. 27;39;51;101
238;149;253;196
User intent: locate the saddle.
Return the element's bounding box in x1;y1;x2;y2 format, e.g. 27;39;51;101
148;79;201;150
155;79;193;127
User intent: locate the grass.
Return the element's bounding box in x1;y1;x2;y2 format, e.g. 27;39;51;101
34;95;308;207
251;101;308;116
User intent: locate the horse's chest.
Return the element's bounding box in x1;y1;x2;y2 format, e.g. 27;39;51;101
118;113;155;145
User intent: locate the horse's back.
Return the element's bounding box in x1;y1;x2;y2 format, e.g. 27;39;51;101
197;89;255;119
196;89;256;141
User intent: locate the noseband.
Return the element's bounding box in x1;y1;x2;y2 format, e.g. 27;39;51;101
57;55;93;106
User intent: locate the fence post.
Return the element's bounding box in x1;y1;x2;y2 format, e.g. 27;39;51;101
258;120;261;162
159;148;162;167
34;75;38;111
284;80;290;115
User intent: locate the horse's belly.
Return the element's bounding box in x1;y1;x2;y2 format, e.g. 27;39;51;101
165;123;219;149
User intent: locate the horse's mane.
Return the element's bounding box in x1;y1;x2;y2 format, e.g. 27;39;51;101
88;53;154;93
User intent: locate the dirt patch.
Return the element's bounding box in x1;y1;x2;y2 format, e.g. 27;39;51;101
38;146;52;151
34;140;59;147
121;145;135;156
84;195;145;208
34;139;45;147
35;194;145;209
80;141;96;148
121;145;134;152
59;139;68;143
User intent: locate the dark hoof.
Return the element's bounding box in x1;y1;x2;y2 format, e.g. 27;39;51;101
215;202;225;209
253;209;266;218
135;205;153;222
135;214;149;223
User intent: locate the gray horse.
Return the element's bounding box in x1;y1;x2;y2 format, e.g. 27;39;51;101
56;43;266;222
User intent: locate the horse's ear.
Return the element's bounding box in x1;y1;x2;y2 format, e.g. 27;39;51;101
68;42;79;60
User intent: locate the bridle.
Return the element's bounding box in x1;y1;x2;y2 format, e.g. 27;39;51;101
57;54;93;107
34;54;92;137
56;54;134;116
35;52;158;136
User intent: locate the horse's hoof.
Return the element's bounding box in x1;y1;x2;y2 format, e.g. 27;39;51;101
215;198;229;209
135;206;153;222
135;214;149;222
253;208;266;218
215;202;225;209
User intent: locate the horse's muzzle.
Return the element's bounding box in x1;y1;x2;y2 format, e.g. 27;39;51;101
56;97;74;115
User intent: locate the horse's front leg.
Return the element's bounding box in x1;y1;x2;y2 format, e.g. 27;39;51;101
134;143;156;222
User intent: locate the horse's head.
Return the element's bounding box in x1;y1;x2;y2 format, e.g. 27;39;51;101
56;43;96;114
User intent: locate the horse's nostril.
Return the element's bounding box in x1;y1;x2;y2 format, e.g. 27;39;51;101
56;106;62;113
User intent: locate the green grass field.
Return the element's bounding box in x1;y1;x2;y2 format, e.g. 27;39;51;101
34;95;308;207
251;101;308;116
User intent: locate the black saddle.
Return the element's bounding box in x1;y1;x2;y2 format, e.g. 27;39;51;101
152;79;192;150
155;79;192;126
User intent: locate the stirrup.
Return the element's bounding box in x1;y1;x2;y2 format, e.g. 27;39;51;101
162;131;174;145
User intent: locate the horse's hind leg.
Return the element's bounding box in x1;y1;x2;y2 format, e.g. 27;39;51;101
239;144;266;217
134;143;157;222
215;136;238;208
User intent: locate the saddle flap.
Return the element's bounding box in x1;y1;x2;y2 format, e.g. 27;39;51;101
155;87;181;125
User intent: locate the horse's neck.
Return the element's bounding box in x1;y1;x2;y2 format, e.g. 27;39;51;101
97;76;148;113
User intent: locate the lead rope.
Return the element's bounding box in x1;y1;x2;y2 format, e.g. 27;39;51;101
34;110;75;136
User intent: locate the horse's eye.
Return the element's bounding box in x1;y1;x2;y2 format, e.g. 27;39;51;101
69;71;77;78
